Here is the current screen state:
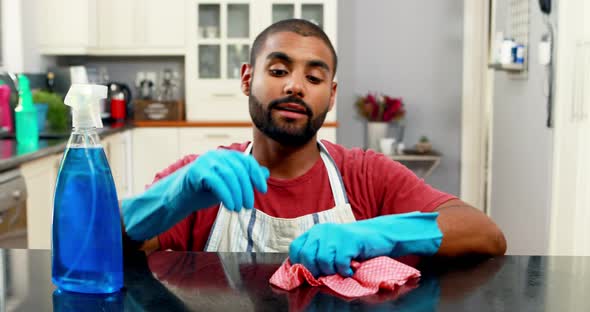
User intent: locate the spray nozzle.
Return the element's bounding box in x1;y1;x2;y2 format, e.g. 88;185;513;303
65;84;108;129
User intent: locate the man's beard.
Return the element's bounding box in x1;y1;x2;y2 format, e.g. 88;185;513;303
249;92;329;147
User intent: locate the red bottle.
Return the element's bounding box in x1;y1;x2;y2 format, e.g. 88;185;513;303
110;95;126;121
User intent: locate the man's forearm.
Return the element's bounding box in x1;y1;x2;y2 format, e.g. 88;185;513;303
120;201;160;255
435;199;506;257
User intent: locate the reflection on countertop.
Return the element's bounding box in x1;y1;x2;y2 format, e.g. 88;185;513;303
0;123;132;172
2;249;590;311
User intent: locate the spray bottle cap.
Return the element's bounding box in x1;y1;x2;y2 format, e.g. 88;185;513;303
64;84;107;129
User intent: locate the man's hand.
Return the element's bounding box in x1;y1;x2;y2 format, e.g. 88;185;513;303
289;212;442;277
122;150;269;241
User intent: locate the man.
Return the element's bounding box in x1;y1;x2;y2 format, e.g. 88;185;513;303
122;19;506;278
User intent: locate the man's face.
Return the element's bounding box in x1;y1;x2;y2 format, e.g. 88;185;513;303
242;32;337;147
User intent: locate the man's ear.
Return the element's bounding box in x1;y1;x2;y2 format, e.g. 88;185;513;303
328;81;338;112
241;64;253;96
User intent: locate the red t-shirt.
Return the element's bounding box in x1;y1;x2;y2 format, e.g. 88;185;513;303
154;140;455;251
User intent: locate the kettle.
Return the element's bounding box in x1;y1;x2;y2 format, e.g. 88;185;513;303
106;82;132;122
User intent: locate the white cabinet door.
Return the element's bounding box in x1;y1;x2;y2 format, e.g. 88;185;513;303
36;0;96;54
103;131;133;199
141;0;186;49
185;0;259;121
21;154;63;250
178;126;335;154
185;0;337;121
178;127;253;156
96;0;137;49
131;128;180;194
262;0;337;46
317;127;336;143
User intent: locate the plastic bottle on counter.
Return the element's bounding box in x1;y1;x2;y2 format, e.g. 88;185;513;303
14;74;39;147
0;80;13;132
52;84;123;294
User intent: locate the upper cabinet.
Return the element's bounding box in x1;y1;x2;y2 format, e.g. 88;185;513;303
37;0;185;55
185;0;259;121
94;0;186;55
36;0;97;54
185;0;338;121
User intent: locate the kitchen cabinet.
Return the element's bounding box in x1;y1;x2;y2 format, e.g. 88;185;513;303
178;126;335;155
179;127;254;155
36;0;97;54
36;0;185;55
185;0;259;121
131;128;180;194
185;0;338;121
95;0;185;55
103;130;133;199
20;153;62;249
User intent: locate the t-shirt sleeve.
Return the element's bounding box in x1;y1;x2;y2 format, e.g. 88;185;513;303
146;154;198;250
370;152;456;215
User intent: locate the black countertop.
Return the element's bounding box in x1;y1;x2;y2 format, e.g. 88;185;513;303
2;249;589;311
0;124;132;172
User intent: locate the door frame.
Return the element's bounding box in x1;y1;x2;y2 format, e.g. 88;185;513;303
461;0;495;212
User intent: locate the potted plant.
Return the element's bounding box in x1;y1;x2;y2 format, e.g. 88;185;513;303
32;91;69;133
355;93;405;151
416;135;432;153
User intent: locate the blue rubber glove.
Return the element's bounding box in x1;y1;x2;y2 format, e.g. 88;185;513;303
122;150;269;241
289;212;442;277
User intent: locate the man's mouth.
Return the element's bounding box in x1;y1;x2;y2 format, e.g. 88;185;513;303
274;103;308;115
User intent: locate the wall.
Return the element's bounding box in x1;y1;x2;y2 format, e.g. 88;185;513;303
336;0;464;195
56;56;185;101
489;0;555;255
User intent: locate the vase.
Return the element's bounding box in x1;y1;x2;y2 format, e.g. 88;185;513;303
391;119;406;144
366;122;389;151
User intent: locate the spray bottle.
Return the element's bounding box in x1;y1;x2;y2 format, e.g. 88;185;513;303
52;84;123;294
14;74;38;147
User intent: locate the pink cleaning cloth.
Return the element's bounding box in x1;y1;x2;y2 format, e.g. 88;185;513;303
269;256;421;298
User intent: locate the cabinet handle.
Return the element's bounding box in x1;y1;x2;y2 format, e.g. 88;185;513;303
205;134;230;139
211;93;237;97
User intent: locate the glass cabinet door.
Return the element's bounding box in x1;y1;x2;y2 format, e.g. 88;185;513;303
196;2;251;80
302;4;324;28
198;4;221;39
270;3;324;29
228;4;249;38
272;4;295;23
227;44;250;79
199;45;221;78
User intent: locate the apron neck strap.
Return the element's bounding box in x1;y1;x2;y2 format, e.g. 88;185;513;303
244;141;349;205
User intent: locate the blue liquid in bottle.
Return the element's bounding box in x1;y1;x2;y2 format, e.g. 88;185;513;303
52;147;123;294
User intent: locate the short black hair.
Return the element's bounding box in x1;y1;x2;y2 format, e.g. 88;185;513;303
249;19;338;76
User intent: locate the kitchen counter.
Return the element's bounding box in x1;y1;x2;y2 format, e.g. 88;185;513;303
2;249;588;311
0;123;133;172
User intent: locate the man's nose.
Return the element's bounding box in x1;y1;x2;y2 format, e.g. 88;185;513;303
283;74;305;98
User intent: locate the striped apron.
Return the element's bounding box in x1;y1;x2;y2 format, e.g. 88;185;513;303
204;141;356;252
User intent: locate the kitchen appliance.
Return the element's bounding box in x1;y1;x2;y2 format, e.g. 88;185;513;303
106;82;132;122
138;79;154;100
0;169;27;248
539;0;551;14
48;66;90;95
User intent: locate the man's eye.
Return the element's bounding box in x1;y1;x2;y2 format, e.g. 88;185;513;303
307;75;322;84
269;69;287;76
